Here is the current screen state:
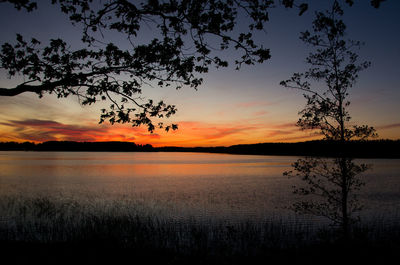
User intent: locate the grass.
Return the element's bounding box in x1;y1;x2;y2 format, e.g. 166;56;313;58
1;195;399;264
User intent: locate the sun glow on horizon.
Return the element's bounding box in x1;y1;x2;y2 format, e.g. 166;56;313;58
0;115;324;147
1;116;399;147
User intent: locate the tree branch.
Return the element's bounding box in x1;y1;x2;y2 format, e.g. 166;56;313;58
0;80;68;96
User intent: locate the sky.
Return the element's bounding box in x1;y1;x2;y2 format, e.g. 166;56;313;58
0;0;399;147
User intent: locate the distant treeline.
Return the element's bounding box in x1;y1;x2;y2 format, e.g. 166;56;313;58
0;141;153;152
0;140;399;158
158;140;400;158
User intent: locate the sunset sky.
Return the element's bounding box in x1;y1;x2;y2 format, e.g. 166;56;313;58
0;1;399;147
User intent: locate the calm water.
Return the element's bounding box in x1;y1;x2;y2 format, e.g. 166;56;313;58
0;151;399;222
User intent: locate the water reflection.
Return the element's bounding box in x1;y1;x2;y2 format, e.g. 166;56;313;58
285;157;370;239
0;152;295;222
0;151;399;224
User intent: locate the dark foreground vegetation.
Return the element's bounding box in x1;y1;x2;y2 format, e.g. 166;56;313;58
1;196;399;265
1;139;400;158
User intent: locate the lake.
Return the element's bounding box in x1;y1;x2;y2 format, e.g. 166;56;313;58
0;151;399;224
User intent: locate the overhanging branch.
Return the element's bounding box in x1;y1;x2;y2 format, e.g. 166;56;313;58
0;83;55;96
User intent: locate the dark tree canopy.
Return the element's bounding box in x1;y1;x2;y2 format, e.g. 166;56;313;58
0;0;274;132
0;0;385;132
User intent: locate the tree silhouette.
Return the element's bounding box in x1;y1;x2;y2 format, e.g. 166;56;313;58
0;0;386;132
284;157;369;239
280;1;377;141
281;1;377;239
0;0;275;132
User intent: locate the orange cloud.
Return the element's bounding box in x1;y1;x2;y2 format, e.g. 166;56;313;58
0;119;139;143
253;110;268;116
179;121;256;139
235;100;278;108
272;122;297;129
0;118;321;147
127;121;263;147
148;120;311;147
275;134;320;142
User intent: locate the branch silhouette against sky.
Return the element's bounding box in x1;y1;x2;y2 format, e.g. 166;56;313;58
0;0;398;146
282;0;378;239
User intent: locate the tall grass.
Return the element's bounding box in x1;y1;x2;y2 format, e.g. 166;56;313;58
1;195;399;264
0;195;313;247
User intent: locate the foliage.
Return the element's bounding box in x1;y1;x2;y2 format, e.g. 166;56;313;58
0;0;386;132
0;0;275;132
281;0;380;239
280;0;377;141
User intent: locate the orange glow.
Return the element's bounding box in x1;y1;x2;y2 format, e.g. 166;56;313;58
0;116;324;147
0;117;322;146
1;118;399;147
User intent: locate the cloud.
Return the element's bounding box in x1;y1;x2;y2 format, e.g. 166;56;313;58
377;123;400;130
253;110;268;116
203;127;255;140
265;130;289;138
0;118;321;146
275;133;320;142
272;122;297;129
135;133;161;139
178;121;257;140
0;119;139;142
235;101;271;108
1;119;61;127
234;99;284;109
153;120;312;146
262;125;302;139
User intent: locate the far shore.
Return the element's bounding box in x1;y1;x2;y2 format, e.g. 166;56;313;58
0;139;399;158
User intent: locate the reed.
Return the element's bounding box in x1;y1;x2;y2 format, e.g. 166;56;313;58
1;195;399;264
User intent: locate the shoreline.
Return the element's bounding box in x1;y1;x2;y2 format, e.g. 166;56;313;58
1;140;400;158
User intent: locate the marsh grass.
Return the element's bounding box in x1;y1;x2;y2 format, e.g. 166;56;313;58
1;195;399;264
